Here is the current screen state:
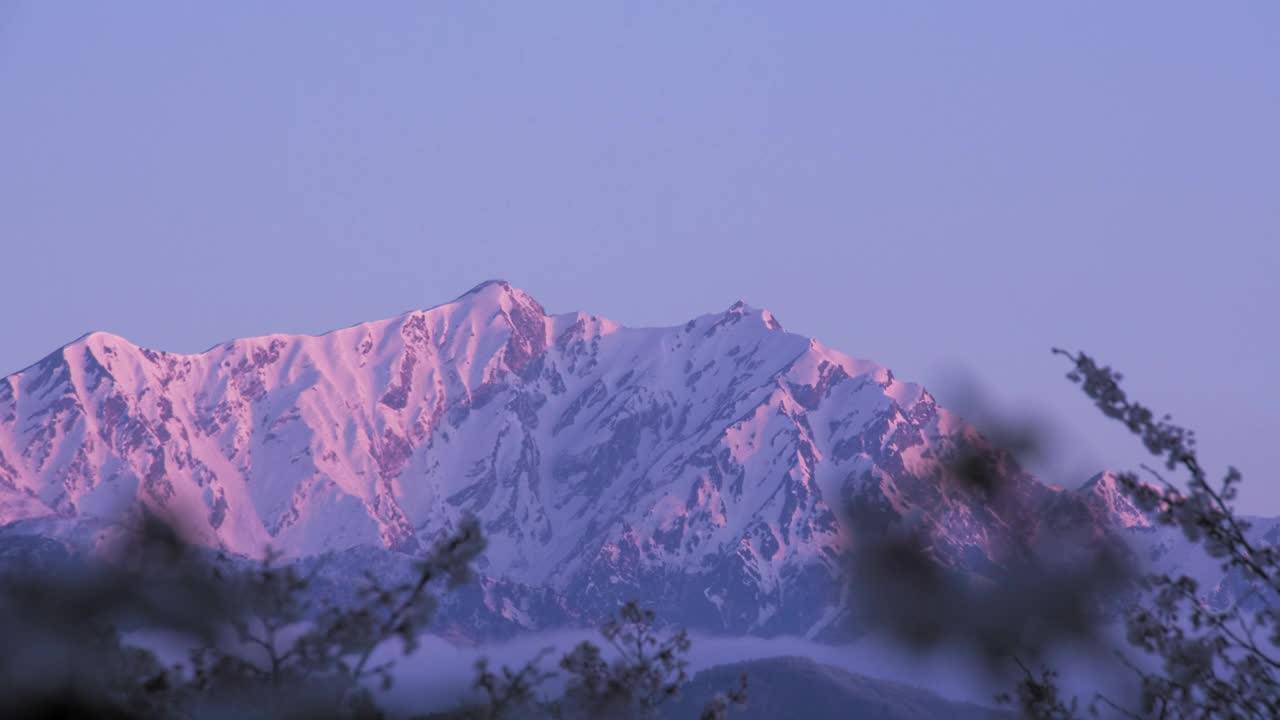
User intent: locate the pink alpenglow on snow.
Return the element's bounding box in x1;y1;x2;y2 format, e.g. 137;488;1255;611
0;282;1166;638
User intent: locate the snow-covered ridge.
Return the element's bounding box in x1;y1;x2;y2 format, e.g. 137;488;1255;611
0;281;1123;637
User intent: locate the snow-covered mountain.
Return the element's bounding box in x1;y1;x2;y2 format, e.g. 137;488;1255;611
0;281;1143;637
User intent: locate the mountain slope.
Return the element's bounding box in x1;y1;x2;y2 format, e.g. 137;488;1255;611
0;281;1110;637
662;656;1011;720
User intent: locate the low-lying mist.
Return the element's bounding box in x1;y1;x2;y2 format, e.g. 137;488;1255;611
359;626;1137;716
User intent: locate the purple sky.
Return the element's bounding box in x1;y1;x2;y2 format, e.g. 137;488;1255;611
2;3;1277;510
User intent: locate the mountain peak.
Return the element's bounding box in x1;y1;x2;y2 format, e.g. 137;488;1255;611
1078;471;1152;529
72;330;127;345
720;299;784;332
451;279;545;317
457;279;516;298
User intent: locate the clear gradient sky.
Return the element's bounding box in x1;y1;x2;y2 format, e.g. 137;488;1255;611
2;3;1277;510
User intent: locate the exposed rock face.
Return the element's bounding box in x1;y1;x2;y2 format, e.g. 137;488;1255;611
0;281;1141;638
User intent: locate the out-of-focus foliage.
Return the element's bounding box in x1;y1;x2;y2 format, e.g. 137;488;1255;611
844;383;1135;672
846;347;1280;719
846;492;1132;666
0;512;486;719
0;510;743;719
437;601;746;720
1024;349;1279;719
0;511;236;719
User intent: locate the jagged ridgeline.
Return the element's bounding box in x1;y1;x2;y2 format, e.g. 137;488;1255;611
0;281;1146;639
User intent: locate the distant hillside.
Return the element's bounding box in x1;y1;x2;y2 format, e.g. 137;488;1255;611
661;656;1012;720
